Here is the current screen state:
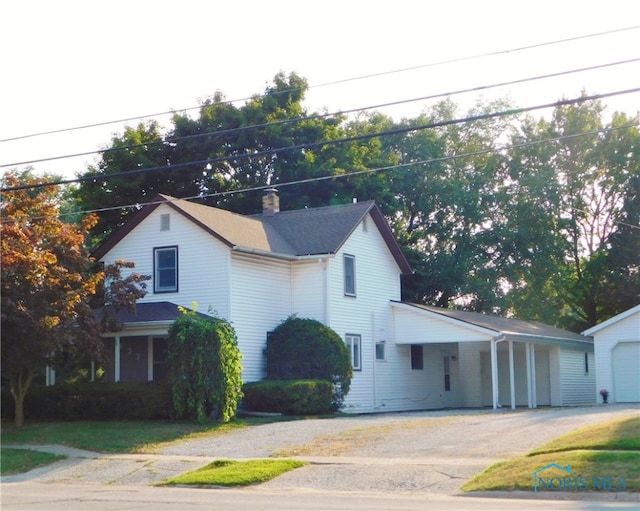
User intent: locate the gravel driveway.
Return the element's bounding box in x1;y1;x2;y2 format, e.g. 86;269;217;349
4;404;638;495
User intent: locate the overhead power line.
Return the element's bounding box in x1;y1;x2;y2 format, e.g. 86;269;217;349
2;25;637;144
2;88;638;193
3;57;638;169
7;123;640;232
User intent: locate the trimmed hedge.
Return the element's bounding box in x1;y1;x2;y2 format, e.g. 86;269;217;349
242;380;334;415
0;383;172;421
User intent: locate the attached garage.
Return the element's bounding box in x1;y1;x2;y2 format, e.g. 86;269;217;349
584;305;640;404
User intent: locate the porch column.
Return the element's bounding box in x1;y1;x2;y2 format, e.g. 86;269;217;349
491;338;499;409
148;337;154;382
45;366;56;386
530;344;537;408
526;342;533;408
509;340;516;410
115;336;121;383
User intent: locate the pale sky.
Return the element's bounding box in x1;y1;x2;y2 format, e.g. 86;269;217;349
2;0;639;180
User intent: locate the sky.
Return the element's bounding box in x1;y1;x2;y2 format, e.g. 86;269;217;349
2;0;639;180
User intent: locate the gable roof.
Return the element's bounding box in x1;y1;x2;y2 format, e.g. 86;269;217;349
582;304;640;336
92;194;412;273
394;302;593;346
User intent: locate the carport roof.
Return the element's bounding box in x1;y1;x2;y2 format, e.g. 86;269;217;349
394;302;593;345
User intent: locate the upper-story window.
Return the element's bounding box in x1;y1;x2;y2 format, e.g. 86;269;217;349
154;246;178;293
344;254;356;296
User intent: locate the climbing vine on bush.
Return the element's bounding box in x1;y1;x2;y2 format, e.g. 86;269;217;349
167;307;243;422
266;316;352;410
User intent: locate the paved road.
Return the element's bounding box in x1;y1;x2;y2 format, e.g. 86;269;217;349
2;404;639;509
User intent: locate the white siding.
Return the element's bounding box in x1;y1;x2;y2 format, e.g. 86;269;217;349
99;204;231;317
291;259;327;321
559;349;596;405
229;253;292;382
393;308;494;344
458;342;486;407
325;215;403;413
592;309;640;403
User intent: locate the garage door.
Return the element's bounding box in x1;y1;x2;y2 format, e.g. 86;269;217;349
613;342;640;403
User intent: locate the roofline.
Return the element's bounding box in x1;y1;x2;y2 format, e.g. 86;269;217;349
502;332;594;349
232;246;334;261
582;304;640;335
391;301;499;337
368;204;412;274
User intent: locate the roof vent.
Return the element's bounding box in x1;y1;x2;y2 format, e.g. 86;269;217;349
262;188;280;216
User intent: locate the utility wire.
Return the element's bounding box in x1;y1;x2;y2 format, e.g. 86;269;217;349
7;123;639;232
2;25;637;143
2;88;638;193
3;57;638;169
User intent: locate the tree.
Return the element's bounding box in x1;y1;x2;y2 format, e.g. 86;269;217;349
266;316;352;410
167;307;243;423
506;100;640;329
1;171;148;426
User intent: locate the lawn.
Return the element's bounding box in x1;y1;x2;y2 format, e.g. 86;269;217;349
0;416;290;454
161;459;305;487
462;416;640;493
0;447;67;476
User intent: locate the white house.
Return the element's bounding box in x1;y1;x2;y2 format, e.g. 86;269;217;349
92;190;595;413
583;305;640;404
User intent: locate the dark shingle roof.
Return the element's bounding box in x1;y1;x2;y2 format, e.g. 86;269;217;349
400;303;592;343
95;301;209;326
93;195;412;273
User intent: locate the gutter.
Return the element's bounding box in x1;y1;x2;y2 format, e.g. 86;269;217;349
232;245;335;262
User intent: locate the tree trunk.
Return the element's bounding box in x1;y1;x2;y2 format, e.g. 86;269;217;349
10;368;34;428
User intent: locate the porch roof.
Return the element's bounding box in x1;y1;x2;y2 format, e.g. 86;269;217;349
95;301;209;327
392;302;593;348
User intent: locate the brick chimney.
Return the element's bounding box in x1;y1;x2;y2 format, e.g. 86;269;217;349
262;188;280;216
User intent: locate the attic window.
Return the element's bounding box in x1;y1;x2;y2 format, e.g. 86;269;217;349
160;214;170;231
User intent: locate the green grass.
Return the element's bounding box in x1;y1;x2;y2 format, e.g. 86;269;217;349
0;448;67;475
0;417;292;454
161;459;305;487
462;416;640;493
530;416;640;454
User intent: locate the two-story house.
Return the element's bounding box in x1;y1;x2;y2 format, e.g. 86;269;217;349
92;190;596;412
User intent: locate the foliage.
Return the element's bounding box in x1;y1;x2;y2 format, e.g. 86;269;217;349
167;308;243;423
1;171;150;427
1;172;104;426
266;317;352;410
162;458;305;487
0;448;66;476
242;380;335;415
0;383;172;421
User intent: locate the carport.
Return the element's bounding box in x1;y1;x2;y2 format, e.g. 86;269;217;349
391;302;596;409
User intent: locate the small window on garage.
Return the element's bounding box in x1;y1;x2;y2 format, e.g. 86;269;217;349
375;342;385;361
411;345;423;370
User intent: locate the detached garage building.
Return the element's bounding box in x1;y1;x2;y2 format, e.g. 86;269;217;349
583;304;640;404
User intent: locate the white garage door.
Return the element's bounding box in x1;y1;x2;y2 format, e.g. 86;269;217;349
613;342;640;403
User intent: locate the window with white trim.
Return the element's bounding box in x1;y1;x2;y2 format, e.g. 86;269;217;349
411;344;423;370
344;254;356;296
375;342;385;360
154;246;178;293
346;334;361;371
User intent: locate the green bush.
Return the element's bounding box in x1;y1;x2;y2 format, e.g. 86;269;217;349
266;317;352;410
168;308;243;423
242;380;334;415
0;383;172;421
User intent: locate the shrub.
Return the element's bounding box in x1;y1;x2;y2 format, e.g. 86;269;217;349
266;317;352;410
242;380;334;415
167;308;243;423
0;383;172;421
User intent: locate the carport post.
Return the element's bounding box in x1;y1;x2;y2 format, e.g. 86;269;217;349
491;338;499;409
526;342;533;408
530;344;537;407
509;340;516;410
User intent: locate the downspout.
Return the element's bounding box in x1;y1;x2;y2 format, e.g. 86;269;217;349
371;312;377;409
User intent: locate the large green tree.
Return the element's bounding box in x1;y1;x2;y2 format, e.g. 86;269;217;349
505;100;640;329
